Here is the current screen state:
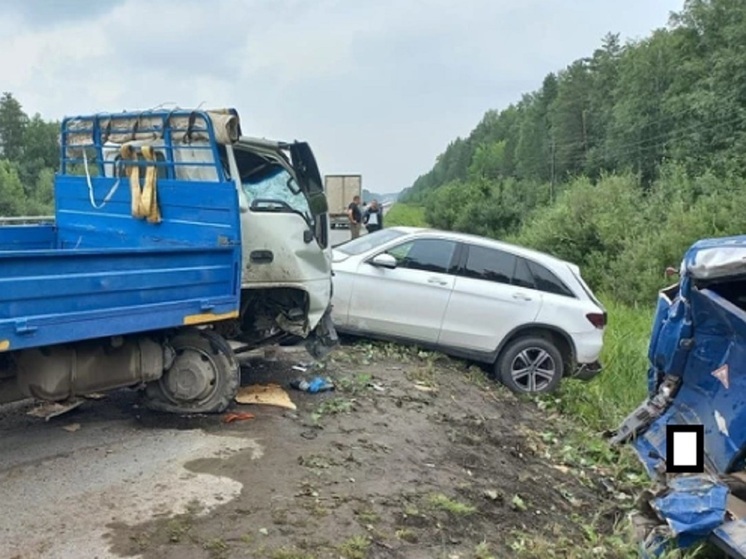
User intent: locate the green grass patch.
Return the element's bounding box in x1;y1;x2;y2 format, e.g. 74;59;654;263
384;203;428;227
546;296;653;431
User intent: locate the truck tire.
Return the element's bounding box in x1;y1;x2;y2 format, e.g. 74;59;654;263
144;328;240;414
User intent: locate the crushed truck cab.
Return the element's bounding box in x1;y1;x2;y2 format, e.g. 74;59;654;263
0;108;337;414
612;235;746;557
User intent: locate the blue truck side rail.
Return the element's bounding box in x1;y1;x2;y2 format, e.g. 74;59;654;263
0;109;242;353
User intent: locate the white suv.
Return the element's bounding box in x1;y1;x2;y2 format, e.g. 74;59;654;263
331;227;606;394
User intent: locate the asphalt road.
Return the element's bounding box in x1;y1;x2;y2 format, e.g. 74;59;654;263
0;393;264;559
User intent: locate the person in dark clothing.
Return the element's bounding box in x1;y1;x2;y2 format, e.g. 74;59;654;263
347;195;362;239
363;199;384;233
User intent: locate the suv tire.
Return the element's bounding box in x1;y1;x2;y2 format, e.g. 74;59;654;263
495;336;564;394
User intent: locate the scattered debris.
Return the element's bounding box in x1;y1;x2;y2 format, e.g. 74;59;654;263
289;377;335;393
511;494;528;512
413;381;438;393
484;489;503;502
291;365;308;373
235;384;297;410
62;423;81;433
258;528;268;536
83;393;107;400
27;399;84;420
222;412;256;424
368;382;385;392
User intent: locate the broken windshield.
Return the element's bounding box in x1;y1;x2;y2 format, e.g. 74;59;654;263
242;166;314;226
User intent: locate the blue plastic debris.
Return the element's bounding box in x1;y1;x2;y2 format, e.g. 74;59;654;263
652;475;729;548
290;376;335;394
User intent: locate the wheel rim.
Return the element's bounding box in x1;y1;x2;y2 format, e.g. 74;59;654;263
158;345;220;405
510;347;557;392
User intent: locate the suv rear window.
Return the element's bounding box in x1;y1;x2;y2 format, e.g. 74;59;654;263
526;260;575;297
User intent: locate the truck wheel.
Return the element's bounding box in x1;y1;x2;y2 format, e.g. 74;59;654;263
494;337;563;394
144;328;240;414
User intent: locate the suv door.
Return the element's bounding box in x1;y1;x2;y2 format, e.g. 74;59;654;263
346;237;458;344
437;243;543;353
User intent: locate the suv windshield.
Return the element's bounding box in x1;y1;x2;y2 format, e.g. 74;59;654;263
242;166;314;226
335;228;407;255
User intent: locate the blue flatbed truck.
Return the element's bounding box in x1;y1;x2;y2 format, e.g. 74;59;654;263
0;108;338;414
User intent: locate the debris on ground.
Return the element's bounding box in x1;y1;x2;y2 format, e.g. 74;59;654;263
62;423;81;433
222;411;256;424
83;393;107;400
26;399;84;420
235;383;297;410
289;376;335;393
104;342;641;559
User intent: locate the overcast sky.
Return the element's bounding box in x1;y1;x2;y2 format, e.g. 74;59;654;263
0;0;682;194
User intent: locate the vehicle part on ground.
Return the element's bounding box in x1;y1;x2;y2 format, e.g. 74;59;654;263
495;336;564;394
144;329;240;414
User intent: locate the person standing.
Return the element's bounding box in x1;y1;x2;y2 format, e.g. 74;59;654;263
347;195;362;239
363;199;384;233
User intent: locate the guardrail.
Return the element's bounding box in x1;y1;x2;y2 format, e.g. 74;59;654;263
0;216;55;225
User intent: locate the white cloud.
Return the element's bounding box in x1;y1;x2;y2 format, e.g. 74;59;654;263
0;0;683;193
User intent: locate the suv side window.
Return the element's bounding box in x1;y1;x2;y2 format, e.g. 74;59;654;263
386;238;458;274
526;260;575;297
512;257;536;289
462;244;516;285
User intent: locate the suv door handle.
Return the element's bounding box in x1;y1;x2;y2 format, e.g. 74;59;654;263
512;292;532;301
427;277;448;286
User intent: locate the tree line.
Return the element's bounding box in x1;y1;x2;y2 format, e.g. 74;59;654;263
400;0;746;305
0;92;59;217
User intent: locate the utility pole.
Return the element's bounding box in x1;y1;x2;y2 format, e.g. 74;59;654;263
549;137;556;202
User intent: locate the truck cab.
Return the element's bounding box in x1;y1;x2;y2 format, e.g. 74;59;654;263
95;112;337;357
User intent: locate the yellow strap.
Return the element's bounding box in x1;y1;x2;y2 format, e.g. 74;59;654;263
120;144;161;223
141;145;161;223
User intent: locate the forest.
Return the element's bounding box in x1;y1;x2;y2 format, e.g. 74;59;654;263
0;92;58;218
400;0;746;306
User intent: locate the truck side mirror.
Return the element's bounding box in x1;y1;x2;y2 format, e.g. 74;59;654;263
308;191;328;216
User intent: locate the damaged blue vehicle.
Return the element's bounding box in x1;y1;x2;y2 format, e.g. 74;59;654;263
612;235;746;557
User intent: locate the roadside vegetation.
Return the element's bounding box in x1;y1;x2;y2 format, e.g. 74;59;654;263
383;203;427;228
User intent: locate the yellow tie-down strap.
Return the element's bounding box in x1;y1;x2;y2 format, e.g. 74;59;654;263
121;144;161;224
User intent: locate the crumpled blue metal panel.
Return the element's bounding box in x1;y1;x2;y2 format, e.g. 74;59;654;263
651;475;729;548
622;234;746;556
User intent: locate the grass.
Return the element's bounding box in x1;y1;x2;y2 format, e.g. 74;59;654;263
546;296;653;431
428;493;477;515
384;203;427;227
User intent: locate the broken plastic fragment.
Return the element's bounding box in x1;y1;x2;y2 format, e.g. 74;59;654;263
27;399;84;421
222;412;256;423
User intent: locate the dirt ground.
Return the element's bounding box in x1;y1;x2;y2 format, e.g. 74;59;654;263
104;340;639;559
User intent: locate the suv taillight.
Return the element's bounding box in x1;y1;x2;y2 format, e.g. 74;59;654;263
586;312;607;329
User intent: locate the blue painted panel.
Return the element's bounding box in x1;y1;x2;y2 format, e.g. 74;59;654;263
0;168;242;351
0;224;56;251
54;175;240;249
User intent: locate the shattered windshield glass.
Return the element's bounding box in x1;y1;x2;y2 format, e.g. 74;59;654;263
242;167;313;225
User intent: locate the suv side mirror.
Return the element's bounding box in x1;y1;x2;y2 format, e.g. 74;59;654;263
370;253;397;269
